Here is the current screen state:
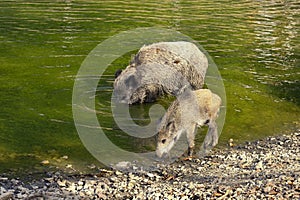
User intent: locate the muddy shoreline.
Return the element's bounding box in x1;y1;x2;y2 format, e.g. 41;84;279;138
1;131;299;199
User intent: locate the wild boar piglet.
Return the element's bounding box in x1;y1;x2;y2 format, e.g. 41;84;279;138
156;89;222;158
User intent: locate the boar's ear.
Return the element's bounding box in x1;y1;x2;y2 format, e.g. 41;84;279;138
114;69;122;79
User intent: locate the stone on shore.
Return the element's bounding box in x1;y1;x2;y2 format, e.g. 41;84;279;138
0;131;299;199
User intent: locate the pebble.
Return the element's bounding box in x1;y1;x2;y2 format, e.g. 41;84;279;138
255;161;263;170
65;164;72;169
40;160;49;165
61;155;69;160
0;192;13;200
115;171;122;176
0;131;299;199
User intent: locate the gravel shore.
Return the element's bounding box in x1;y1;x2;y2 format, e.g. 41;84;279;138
1;131;299;200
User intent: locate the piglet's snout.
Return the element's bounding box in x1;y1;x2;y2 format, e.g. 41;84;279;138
156;149;169;158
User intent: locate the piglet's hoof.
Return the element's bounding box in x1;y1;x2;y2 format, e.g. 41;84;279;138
187;147;194;157
181;147;196;161
182;155;197;161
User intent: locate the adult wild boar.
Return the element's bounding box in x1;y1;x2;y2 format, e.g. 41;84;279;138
113;41;208;104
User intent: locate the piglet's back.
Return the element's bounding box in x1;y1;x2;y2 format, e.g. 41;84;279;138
194;89;222;120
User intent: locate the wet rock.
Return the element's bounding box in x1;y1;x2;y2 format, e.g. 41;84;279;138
40;160;49;165
61;155;68;160
228;138;234;147
65;164;72;169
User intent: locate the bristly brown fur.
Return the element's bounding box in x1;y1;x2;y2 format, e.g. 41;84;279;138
156;89;222;158
113;41;208;104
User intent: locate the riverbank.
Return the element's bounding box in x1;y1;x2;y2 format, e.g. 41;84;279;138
0;131;299;199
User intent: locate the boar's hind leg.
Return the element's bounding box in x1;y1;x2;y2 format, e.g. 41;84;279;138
186;124;197;156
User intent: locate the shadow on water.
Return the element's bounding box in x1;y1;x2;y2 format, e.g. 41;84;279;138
269;80;300;106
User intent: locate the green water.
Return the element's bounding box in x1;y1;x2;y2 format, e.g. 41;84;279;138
0;0;299;174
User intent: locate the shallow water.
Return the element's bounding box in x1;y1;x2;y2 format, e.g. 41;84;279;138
0;0;299;173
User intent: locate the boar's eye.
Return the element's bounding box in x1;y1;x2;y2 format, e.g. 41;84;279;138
161;139;166;144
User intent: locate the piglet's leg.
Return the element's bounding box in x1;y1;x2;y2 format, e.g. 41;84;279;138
186;124;197;156
203;121;219;150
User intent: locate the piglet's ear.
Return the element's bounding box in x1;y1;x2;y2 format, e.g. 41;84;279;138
157;117;162;125
114;69;122;79
166;121;176;132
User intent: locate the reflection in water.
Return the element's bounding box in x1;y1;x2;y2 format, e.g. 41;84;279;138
253;1;297;72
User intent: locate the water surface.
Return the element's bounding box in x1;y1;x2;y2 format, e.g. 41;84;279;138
0;0;299;174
